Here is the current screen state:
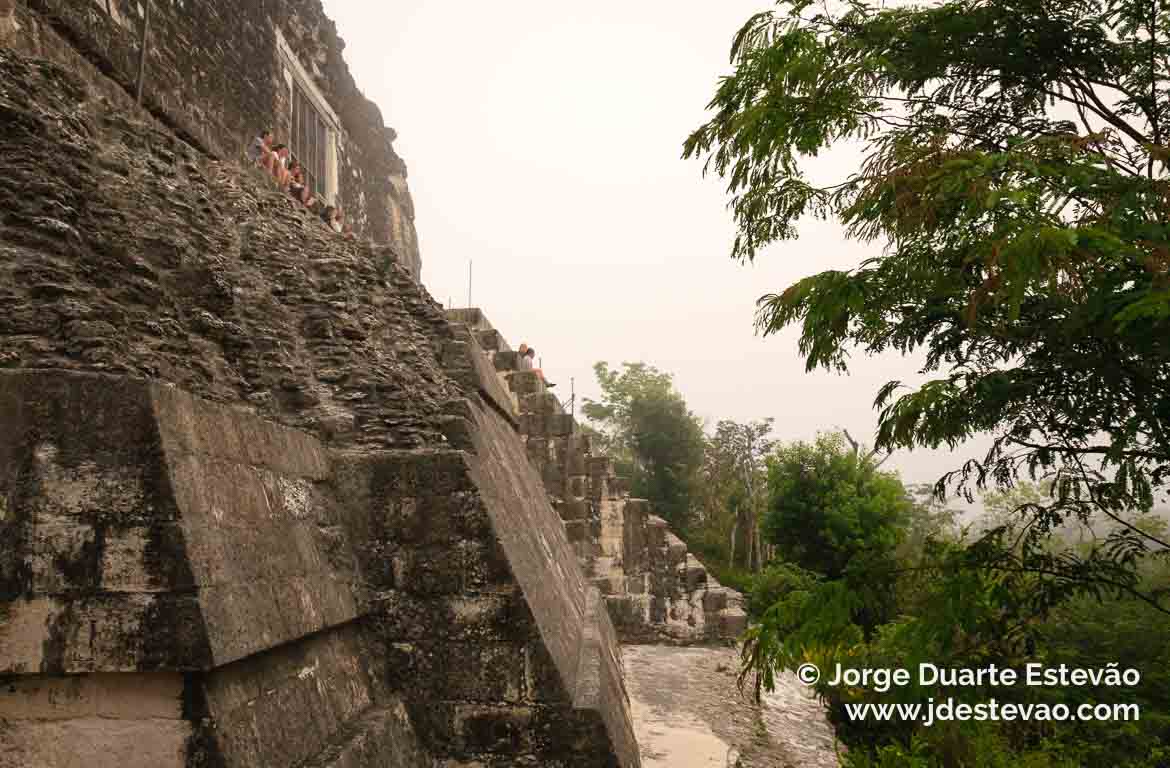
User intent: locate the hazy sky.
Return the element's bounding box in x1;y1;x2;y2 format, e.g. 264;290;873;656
323;0;989;489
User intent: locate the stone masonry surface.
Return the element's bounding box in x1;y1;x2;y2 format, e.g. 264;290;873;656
0;46;639;768
10;0;422;277
448;310;749;647
0;49;447;448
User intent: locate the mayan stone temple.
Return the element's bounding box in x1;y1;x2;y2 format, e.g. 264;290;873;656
0;1;756;766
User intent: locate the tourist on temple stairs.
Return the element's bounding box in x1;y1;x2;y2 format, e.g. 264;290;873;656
247;129;275;172
270;144;291;188
288;161;314;207
525;347;555;388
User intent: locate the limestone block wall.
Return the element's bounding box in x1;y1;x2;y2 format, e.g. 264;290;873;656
9;0;422;277
0;48;639;767
0;49;447;446
447;311;749;646
0;371;426;768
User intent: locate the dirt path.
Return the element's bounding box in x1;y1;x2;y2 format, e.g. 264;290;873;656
622;645;839;768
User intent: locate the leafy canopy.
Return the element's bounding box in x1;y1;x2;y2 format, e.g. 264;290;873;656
583;362;706;530
764;431;912;579
686;0;1170;612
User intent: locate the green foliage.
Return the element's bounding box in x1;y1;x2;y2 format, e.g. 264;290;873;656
583;362;706;530
746;560;821;617
764;431;913;580
686;0;1170;616
692;418;776;570
688;3;1170;759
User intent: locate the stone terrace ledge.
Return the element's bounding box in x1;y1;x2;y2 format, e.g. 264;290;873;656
0;369;640;767
443;310;749;647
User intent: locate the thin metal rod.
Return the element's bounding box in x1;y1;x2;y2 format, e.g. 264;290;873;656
467;260;472;308
135;0;152;105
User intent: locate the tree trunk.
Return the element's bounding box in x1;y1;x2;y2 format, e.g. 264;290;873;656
744;514;754;572
752;518;764;572
729;519;738;569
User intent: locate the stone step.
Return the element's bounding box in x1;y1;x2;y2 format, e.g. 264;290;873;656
566;474;588;498
494;349;523;371
505;370;545;396
519;391;563;416
591;573;623;597
624;498;651;518
476;328;509;352
563;519;590;544
518;410;576;438
610;476;630;497
679;561;708;592
586;455;613;478
644;515;668;548
718;606;749;638
302;701;426;768
444;307;493;331
556;498;589;522
625;574;649;595
664;532;688;564
702;587;728;612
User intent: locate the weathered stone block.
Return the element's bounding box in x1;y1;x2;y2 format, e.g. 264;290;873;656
563;520;590;544
664;533;687;566
0;718;194;768
494;350;523;371
454;703;535;753
520;392;560;416
719;607;749;638
556;499;589;522
681;564;708;592
702;588;728;613
505;371;544;396
477;329;508;352
548;414;575;437
428;642;525;703
391;546;465;596
644;516;668;550
382;492;492;547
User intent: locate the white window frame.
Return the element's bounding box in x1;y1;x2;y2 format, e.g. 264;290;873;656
274;28;340;205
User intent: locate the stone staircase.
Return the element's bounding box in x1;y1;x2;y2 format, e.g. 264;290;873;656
448;309;748;645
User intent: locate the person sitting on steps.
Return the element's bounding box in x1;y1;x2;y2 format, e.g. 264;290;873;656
288;161;314;207
247;129;275;172
270;144;291;189
524;347;555;388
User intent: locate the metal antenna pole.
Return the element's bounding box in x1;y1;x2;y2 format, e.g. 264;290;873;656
467;260;472;308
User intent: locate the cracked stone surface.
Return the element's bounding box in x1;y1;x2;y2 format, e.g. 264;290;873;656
623;645;839;768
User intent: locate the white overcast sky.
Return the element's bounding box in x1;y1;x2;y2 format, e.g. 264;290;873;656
323;0;990;490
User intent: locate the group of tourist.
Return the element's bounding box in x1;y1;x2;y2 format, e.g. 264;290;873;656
516;343;555;388
247;129;354;239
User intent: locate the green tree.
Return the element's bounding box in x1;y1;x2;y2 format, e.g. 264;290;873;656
764;431;912;580
685;0;1170;616
697;418;776;571
582;362;706;531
